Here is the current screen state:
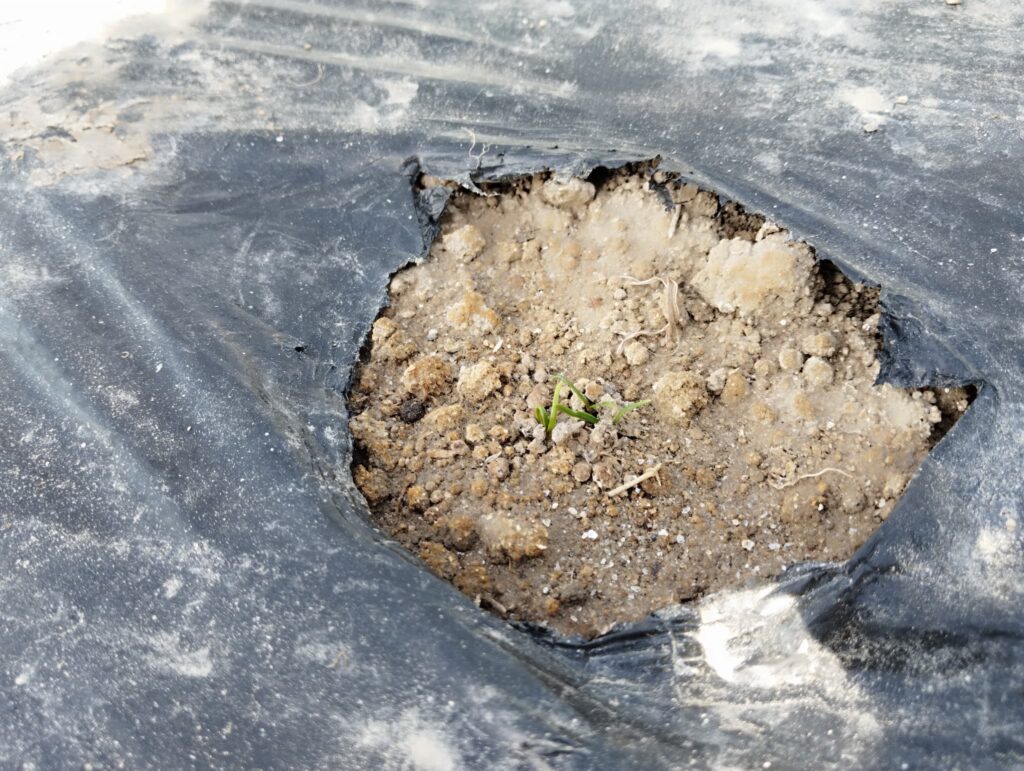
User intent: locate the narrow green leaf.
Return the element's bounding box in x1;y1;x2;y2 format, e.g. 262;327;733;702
534;406;548;426
612;399;651;424
547;381;563;432
556;404;599;424
557;374;593;408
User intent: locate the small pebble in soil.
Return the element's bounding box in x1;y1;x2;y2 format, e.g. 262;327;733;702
399;398;426;423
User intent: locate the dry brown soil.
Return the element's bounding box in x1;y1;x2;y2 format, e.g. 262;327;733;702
347;167;968;638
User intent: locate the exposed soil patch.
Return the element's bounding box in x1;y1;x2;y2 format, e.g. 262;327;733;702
347;165;969;638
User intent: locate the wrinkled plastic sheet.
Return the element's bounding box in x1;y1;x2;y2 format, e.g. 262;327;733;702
1;1;1023;767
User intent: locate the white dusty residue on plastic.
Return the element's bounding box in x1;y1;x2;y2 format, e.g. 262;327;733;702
355;708;464;771
0;0;209;186
632;0;1023;178
688;36;743;63
14;664;35;687
495;0;577;20
965;510;1022;605
753;151;784;176
0;0;167;85
646;0;861;71
838;86;890;117
837;85;896;132
292;628;355;670
143;631;215;678
977;524;1019;569
894;499;1024;612
336;683;547;771
1;0;588;187
350;78;421;133
692;584;881;742
162;576;183;599
0;263;64;300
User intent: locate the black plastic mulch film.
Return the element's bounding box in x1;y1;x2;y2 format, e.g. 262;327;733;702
0;1;1021;768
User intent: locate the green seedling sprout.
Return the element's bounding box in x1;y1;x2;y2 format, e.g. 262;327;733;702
533;374;650;434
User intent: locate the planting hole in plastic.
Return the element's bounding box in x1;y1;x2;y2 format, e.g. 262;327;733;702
347;164;971;639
